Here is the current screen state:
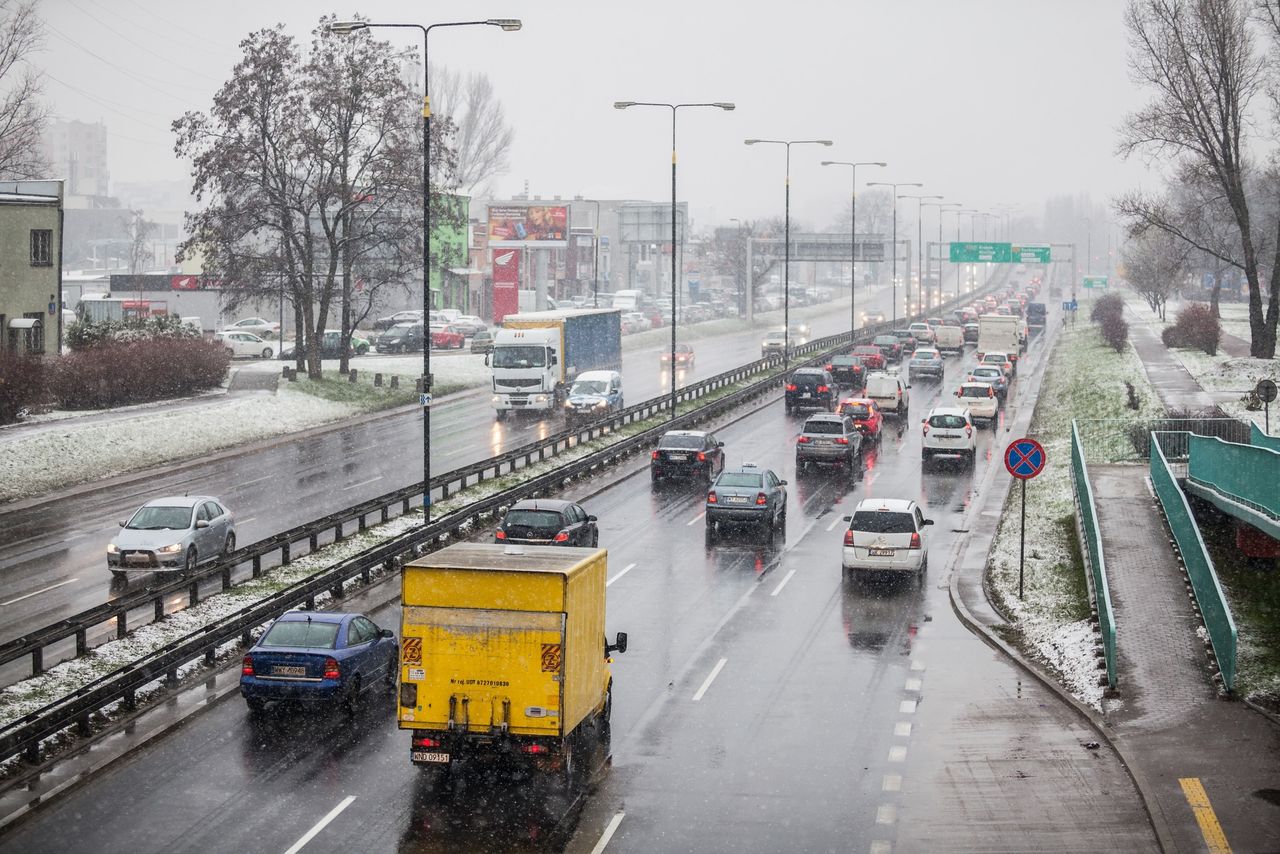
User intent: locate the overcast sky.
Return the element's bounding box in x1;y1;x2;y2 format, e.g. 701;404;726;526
38;0;1153;232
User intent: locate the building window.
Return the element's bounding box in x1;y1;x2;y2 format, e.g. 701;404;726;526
30;229;52;266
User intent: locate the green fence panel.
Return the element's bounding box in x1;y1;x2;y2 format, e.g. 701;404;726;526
1070;420;1118;689
1188;434;1280;521
1251;422;1280;453
1150;437;1237;690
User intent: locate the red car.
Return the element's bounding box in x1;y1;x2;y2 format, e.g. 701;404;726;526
660;343;695;368
431;324;466;349
838;397;883;441
851;345;885;370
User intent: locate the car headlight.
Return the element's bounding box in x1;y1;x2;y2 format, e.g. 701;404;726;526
595;399;608;408
106;543;119;554
535;395;548;403
762;340;770;348
157;543;184;554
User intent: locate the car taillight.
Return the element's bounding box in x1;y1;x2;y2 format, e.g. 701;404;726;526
786;384;797;391
707;492;717;503
988;387;994;398
835;437;849;445
797;436;810;443
825;364;833;371
554;531;570;543
909;532;922;549
965;426;973;438
922;423;930;435
495;529;506;539
817;385;830;393
323;657;341;679
697;451;707;462
651;450;660;459
241;656;254;676
521;743;549;754
755;493;768;505
843;530;854;546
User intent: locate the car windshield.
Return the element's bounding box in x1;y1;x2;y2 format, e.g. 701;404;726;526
832;357;857;366
874;337;896;346
571;380;608;395
717;472;763;488
850;511;916;534
929;414;969;428
127;506;192;530
972;369;1001;380
765;332;785;341
492;345;547;368
504;510;565;528
260;620;340;649
659;435;704;450
842;404;871;418
803;420;844;435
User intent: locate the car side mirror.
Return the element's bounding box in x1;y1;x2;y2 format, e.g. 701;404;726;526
717;441;724;447
195;519;210;529
779;479;788;486
923;519;934;526
119;520;126;527
607;631;628;655
381;628;394;639
587;515;598;522
483;353;490;366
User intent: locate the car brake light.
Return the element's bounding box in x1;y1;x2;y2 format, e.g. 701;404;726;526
521;743;548;754
707;492;717;503
909;532;922;549
554;531;570;542
323;657;341;679
495;529;506;539
825;364;833;371
843;530;854;546
755;492;768;505
786;384;797;391
651;450;660;459
988;387;994;398
965;425;973;438
797;436;810;444
835;436;849;445
817;385;830;393
241;656;254;676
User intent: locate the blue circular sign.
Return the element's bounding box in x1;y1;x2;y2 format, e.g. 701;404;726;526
1004;438;1046;480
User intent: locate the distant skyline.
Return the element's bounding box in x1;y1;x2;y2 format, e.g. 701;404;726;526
36;0;1154;234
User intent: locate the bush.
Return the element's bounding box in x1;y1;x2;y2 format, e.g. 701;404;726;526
1090;293;1125;326
1171;303;1221;355
65;315;201;352
50;338;230;409
1161;325;1185;348
1099;313;1129;352
0;352;47;424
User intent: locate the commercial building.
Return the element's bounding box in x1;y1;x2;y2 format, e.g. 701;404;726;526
0;180;63;355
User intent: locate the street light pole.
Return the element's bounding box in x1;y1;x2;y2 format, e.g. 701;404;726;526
924;201;960;311
899;193;942;315
821;159;885;342
867;181;923;327
746;139;834;367
330;17;521;525
616;101;735;419
957;209;979;296
584;198;602;307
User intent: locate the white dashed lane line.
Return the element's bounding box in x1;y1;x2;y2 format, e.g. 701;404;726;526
0;578;79;607
606;563;636;586
589;811;625;854
898;699;917;714
686;512;705;526
769;569;797;597
691;657;728;701
283;795;355;854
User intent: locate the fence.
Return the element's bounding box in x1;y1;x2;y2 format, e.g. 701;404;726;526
1187;434;1280;522
1069;420;1118;689
1251;422;1280;453
1074;416;1252;465
1149;435;1237;691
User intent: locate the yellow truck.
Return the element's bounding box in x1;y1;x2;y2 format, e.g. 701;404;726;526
397;543;626;789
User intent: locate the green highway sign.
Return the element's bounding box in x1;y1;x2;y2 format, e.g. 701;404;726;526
1011;244;1051;263
1083;275;1109;289
949;242;1012;263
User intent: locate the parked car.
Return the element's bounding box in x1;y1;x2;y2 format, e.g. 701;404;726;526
278;330;360;360
660;343;696;369
651;429;725;483
376;322;425;353
872;334;903;363
838;397;884;442
907;347;945;383
956;381;1000;426
431;324;466;350
107;496;235;578
372;310;423;332
451;315;487;336
705;462;787;542
216;330;274;359
784;367;836;415
470;328;495;354
967;365;1009;401
851;345;886;371
224;317;280;336
563;370;624;423
495;498;598;546
796;413;863;473
826;354;868;389
841;498;933;575
921;405;977;467
239;611;398;715
865;372;911;419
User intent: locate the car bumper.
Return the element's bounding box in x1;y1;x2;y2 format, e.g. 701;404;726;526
797;445;856;462
908;366;944;378
496;394;555;411
707;506;769;524
786;394;832;410
923;441;974;457
240;677;343;704
108;552;183;569
842;546;925;572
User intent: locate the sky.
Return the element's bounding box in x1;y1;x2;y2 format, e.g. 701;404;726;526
35;0;1155;234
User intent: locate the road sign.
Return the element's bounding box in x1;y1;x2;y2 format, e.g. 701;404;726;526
1062;300;1078;312
1083;276;1109;290
419;393;432;407
1004;437;1047;480
1257;379;1278;403
1011;244;1051;263
950;241;1012;263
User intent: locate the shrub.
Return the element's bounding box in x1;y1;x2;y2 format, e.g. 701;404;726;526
1099;313;1129;352
65;315;200;352
1090;293;1125;326
1172;303;1221;355
1161;325;1185;348
0;352;47;424
50;338;230;409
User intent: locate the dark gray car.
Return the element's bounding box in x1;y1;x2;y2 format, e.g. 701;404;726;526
796;413;863;473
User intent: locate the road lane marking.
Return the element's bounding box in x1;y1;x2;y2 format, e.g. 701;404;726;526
237;517;256;527
590;811;625;854
241;474;273;487
607;563;636;586
0;578;79;608
894;722;912;737
1179;778;1232;853
876;804;897;825
691;657;728;701
910;660;925;671
904;678;922;692
283;795;355;854
343;476;384;491
826;516;842;531
869;841;892;854
899;700;917;714
770;569;797;597
686;511;705;526
882;774;901;792
887;745;907;763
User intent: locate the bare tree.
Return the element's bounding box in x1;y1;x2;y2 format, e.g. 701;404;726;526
1119;0;1280;356
0;0;47;180
123;209;154;274
1122;228;1190;319
429;65;513;196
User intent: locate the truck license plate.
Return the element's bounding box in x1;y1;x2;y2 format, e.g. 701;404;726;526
412;751;450;764
869;548;894;557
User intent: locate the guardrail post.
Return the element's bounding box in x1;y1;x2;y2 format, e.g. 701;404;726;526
334;522;343;542
362;564;372;584
221;565;231;591
76;629;86;656
154;597;164;622
305;596;316;610
252;554;261;578
122;689;136;711
402;496;411;513
281;542;291;565
380;506;389;523
117;612;127;639
358;514;367;532
24;743;38;764
331;582;344;599
31;647;42;676
204;649;215;666
166;668;178;688
309;531;319;551
189;581;200;607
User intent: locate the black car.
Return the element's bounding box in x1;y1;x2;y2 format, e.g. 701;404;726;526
784;367;836;415
651;430;725;483
872;334;903;363
962;322;980;343
826;355;867;389
376;322;425;353
495;499;598;547
372;310;423;332
891;329;917;354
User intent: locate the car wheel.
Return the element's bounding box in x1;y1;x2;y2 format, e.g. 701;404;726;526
184;546;198;574
705;524;717;547
223;532;236;556
261;348;273;359
591;530;599;548
342;675;362;717
384;651;399;689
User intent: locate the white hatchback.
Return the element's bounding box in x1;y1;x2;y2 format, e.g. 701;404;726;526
215;331;274;359
921;405;976;466
841;498;933;574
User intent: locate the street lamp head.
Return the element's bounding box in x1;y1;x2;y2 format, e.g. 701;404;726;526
328;21;368;34
817;140;834;146
744;139;761;145
613;101;636;110
486;18;522;30
712;102;736;111
871;161;887;167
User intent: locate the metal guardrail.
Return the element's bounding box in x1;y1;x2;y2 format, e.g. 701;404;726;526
1251;422;1280;452
1187;433;1280;522
1149;435;1237;691
1069;420;1118;690
1074;416;1252;464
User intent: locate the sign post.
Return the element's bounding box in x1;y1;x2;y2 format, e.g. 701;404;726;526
1257;379;1278;435
1004;437;1048;599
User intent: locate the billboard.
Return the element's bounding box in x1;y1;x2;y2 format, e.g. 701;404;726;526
487;205;569;247
618;202;688;244
492;248;521;322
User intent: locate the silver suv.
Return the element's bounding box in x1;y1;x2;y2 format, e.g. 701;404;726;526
796;413;863;473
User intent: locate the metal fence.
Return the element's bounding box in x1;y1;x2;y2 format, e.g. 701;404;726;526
1252;422;1280;453
1074;416;1252;464
1187;433;1280;521
1149;436;1237;691
1069;420;1118;689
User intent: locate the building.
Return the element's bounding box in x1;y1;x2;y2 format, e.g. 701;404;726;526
41;119;110;198
0;180;64;355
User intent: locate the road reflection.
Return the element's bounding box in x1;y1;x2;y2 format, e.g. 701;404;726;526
840;570;927;655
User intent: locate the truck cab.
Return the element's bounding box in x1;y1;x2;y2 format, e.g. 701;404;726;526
489;326;560;416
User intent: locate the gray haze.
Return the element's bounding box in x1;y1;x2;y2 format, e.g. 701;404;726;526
38;0;1151;230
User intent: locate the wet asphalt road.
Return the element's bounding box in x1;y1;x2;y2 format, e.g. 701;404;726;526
0;285;909;662
0;332;1156;853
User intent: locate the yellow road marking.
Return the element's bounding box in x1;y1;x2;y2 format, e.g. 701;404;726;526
1179;777;1231;853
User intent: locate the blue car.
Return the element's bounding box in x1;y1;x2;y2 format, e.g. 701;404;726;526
563;370;624;424
240;611;398;714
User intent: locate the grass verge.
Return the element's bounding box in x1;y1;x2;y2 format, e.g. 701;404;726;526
288;373;469;411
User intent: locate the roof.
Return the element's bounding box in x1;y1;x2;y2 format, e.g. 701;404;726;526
802;413;845;424
142;495;215;508
574;369;619;381
276;611;349;624
927;405;970;417
508;498;575;511
660;429;707;438
407;542;600;576
853;497;916;513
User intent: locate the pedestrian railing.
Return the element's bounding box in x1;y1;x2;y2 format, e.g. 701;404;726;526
1149;434;1237;691
1251;422;1280;453
1187;434;1280;522
1069;420;1118;689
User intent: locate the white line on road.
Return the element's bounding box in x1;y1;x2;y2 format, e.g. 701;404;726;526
691;657;728;701
887;745;907;763
870;841;892;854
894;721;912;737
904;678;922;692
283;795;355;854
0;578;78;608
607;563;636;586
237;517;256;527
241;474;272;487
876;804;897;825
899;699;917;714
910;660;925;672
686;511;705;526
589;811;626;854
882;774;902;792
826;516;842;532
342;476;383;491
770;569;797;597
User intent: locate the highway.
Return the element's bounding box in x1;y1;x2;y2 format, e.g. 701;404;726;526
0;309;1160;853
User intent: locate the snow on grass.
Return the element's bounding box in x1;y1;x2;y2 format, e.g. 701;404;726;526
986;323;1163;711
1164;339;1279;434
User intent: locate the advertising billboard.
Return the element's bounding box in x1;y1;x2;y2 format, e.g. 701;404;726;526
487;205;569;247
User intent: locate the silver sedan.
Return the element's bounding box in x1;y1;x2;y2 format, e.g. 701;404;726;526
107;495;236;578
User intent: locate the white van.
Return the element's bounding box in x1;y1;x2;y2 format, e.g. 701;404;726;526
611;289;645;312
865;372;911;418
933;324;964;354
